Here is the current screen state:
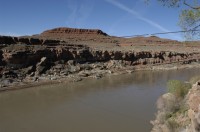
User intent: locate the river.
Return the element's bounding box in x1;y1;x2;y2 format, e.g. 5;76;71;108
1;68;200;132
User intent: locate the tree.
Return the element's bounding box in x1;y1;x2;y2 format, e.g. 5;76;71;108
146;0;200;40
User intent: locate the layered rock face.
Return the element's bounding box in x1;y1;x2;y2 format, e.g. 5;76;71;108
41;27;108;36
0;36;61;45
2;45;200;70
1;41;200;88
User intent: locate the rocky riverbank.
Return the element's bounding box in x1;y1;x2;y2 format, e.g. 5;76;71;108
1;45;200;91
151;78;200;132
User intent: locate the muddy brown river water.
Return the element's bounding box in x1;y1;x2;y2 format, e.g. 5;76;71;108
1;68;200;132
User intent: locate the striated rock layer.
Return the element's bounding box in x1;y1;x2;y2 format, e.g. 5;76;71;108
0;35;61;45
41;27;108;36
1;44;200;69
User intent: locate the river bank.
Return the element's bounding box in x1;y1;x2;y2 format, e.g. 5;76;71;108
1;61;200;92
151;74;200;132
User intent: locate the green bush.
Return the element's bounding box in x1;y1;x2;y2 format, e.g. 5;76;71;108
167;80;191;98
189;75;200;84
166;117;179;131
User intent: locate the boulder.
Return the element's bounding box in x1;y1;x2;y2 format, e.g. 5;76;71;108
67;60;75;66
22;66;35;75
156;93;177;112
35;57;49;75
2;70;18;78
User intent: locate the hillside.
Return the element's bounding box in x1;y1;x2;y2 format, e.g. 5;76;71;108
1;27;200;90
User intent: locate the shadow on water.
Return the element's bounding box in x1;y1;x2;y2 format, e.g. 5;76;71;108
0;68;200;132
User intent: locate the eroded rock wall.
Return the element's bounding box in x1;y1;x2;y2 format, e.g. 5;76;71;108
0;36;61;45
1;44;200;70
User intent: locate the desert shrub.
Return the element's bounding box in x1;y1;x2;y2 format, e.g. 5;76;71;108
165;104;189;132
189;75;200;84
166;117;179;131
167;80;191;98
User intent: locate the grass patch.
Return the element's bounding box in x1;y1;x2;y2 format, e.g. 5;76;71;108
167;80;191;98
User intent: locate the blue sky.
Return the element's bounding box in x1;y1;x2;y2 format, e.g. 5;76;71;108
0;0;183;40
